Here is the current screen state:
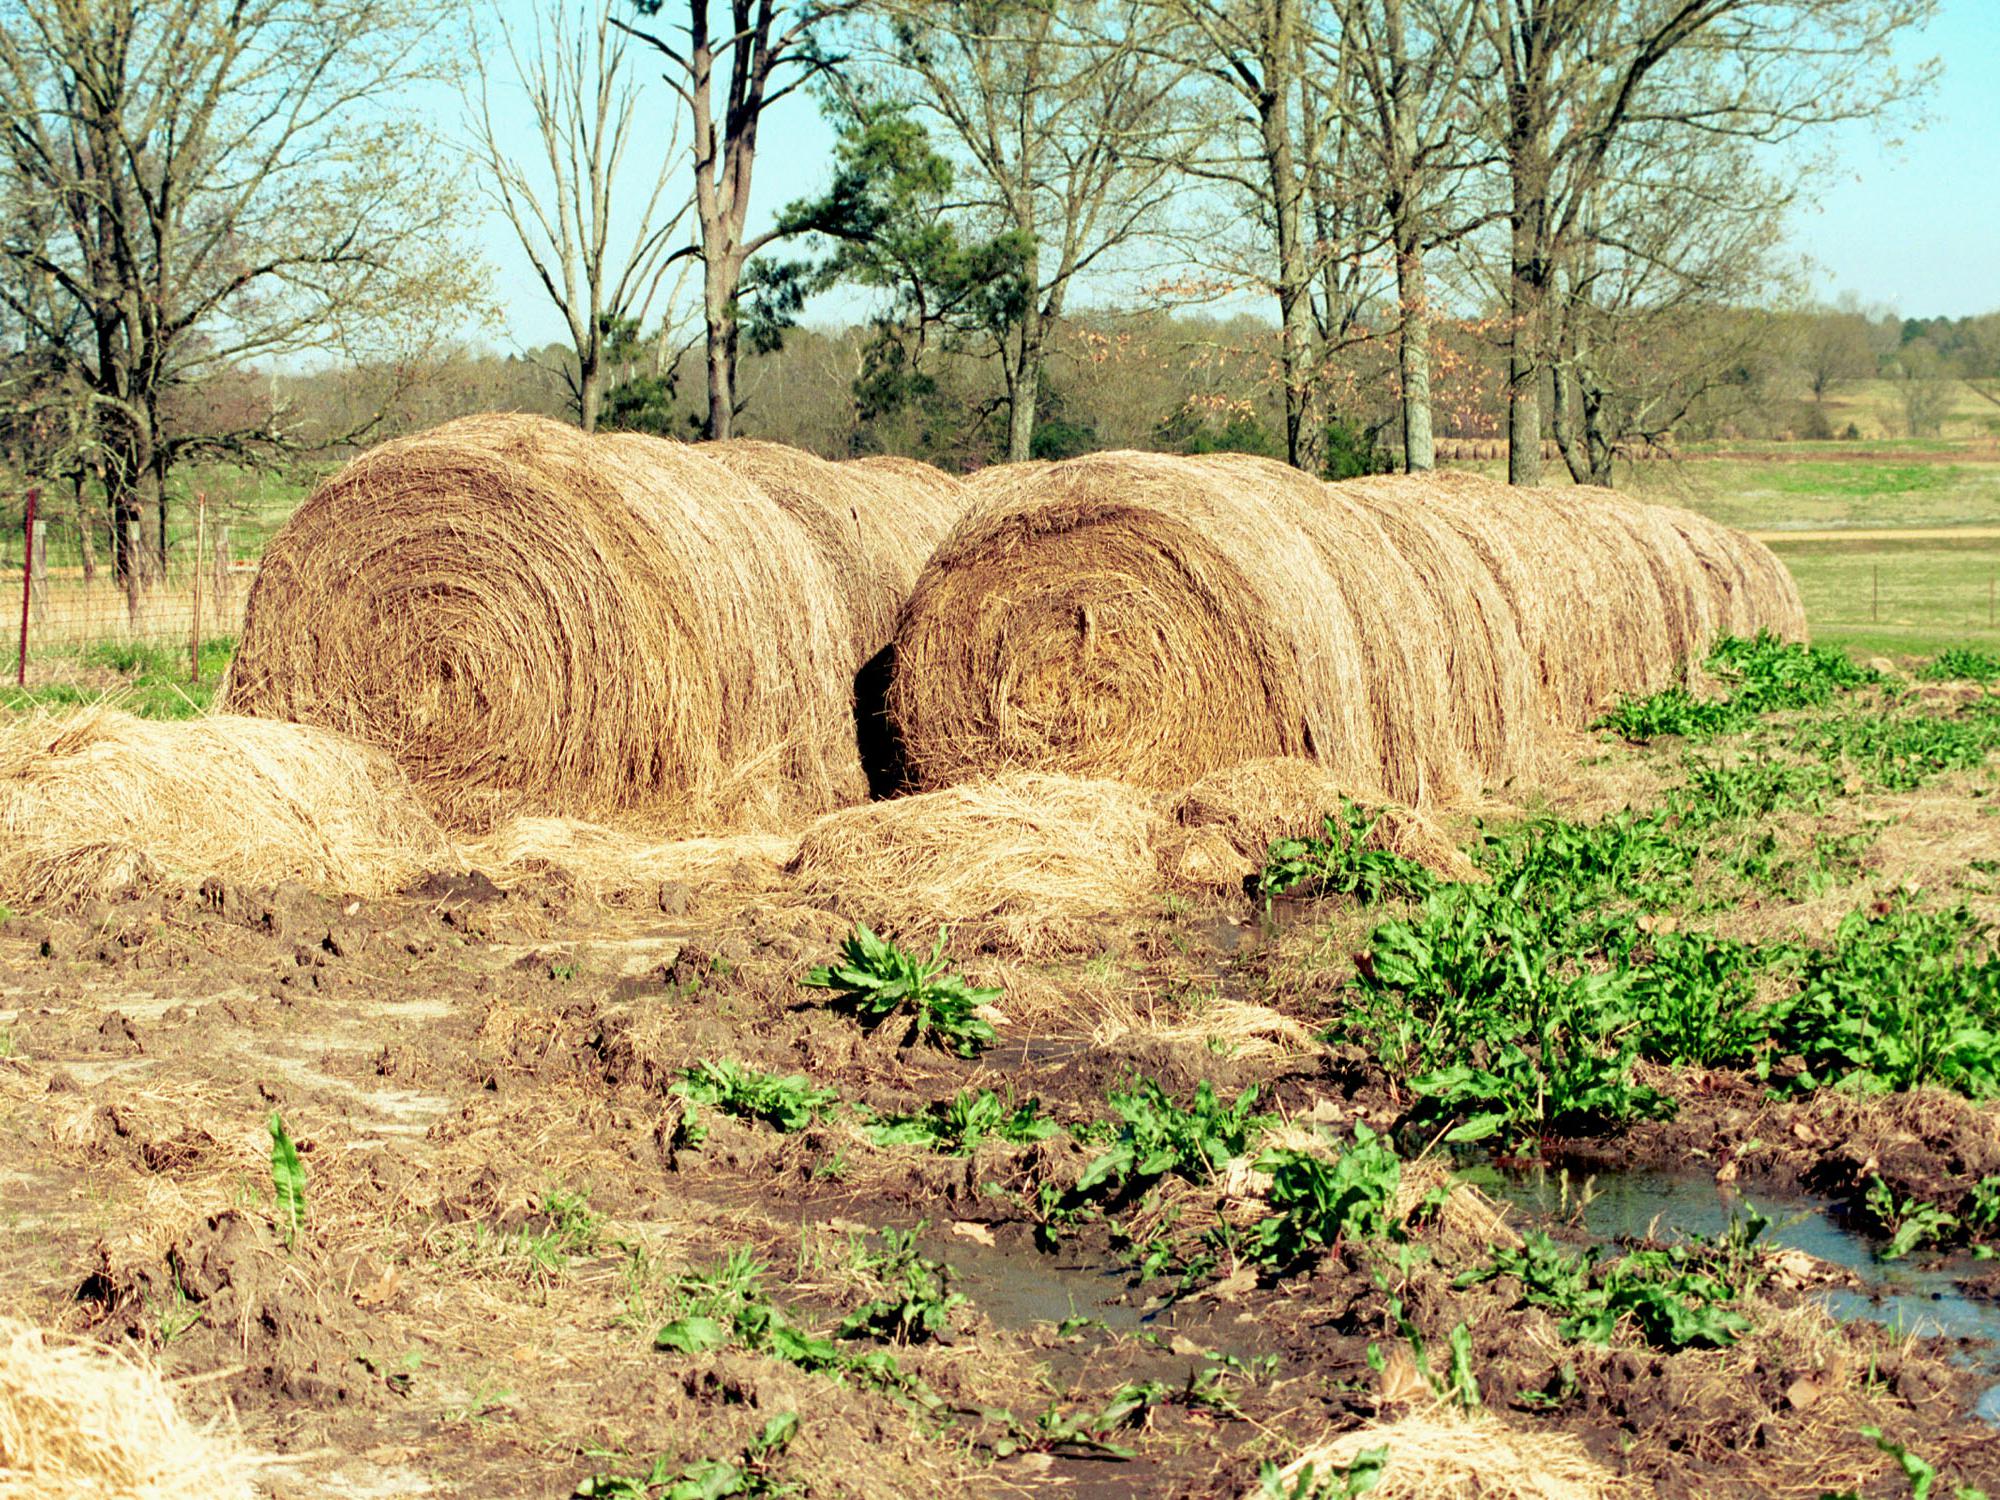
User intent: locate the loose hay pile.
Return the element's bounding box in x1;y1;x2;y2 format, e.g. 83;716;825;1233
787;772;1160;956
0;708;453;905
884;453;1806;804
1255;1407;1639;1500
1166;757;1479;886
225;415;966;831
0;1315;261;1500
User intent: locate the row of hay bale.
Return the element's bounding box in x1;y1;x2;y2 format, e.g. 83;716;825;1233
881;452;1804;810
220;415;969;833
0;420;1806;931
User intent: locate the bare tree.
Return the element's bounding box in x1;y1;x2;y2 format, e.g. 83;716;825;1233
857;0;1191;461
469;0;692;432
1469;0;1936;486
1796;305;1878;407
621;0;858;440
1337;0;1483;470
0;0;483;602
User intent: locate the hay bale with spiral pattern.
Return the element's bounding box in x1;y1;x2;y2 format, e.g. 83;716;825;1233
224;416;963;832
884;450;1480;807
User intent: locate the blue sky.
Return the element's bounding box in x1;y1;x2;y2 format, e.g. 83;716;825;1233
1793;0;1999;317
474;0;1996;349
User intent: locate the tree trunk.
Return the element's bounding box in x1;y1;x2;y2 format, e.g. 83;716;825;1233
1005;299;1043;463
702;250;737;440
578;341;602;433
71;465;97;583
152;439;170;576
1506;156;1547;487
1394;229;1434;472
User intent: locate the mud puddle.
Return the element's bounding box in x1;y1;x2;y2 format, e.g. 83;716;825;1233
1469;1163;2000;1418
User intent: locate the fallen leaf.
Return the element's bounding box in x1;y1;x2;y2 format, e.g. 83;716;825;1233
1715;1158;1739;1185
1785;1375;1824;1410
1376;1349;1428;1407
355;1267;402;1308
950;1221;997;1247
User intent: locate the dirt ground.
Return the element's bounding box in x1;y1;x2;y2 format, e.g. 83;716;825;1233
2;684;1998;1498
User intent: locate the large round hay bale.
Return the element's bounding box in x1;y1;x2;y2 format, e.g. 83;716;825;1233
884;450;1478;807
0;709;452;907
224;415;880;830
787;772;1160;957
0;1314;261;1499
704;440;965;663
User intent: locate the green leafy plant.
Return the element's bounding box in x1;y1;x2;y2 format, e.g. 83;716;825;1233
574;1412;802;1499
1245;1126;1402;1267
1456;1228;1753;1351
673;1060;839;1132
268;1113;306;1248
1864;1178;1961;1261
1917;647;2000;684
1258;802;1437;907
1259;1446;1388;1500
803;926;998;1056
1766;903;2000;1098
1816;1426;1991;1500
834;1226;965;1345
864;1088;1055;1154
1073;1078;1270;1199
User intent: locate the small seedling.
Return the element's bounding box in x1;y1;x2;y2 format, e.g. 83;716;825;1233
268;1113;306;1248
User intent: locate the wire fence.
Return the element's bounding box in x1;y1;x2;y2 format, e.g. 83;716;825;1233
5;488;288;691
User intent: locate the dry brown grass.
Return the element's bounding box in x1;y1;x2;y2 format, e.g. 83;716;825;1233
0;707;453;905
1167;757;1481;884
0;1315;264;1500
1257;1405;1645;1499
224;416;964;833
463;817;797;899
787;772;1160;957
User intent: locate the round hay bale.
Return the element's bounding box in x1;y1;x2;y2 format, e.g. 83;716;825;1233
0;708;453;908
704;440;966;663
224;415;868;831
0;1314;262;1499
787;772;1160;957
885;450;1477;807
1170;757;1478;884
1330;472;1543;786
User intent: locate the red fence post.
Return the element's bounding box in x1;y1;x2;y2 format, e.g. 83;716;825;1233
15;487;36;688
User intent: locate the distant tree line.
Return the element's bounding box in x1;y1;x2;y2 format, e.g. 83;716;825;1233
0;0;1961;561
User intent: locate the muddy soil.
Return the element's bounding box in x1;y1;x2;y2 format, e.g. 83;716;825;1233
2;714;1998;1498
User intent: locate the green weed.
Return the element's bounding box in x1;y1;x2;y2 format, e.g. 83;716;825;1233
1456;1227;1754;1351
1245;1126;1402;1268
1765;903;2000;1097
1865;1178;1961;1261
1072;1078;1270;1199
1918;647;2000;684
267;1113;306;1248
574;1412;802;1499
1259;1447;1388;1500
1258;802;1437;907
803;926;998;1056
673;1060;838;1132
834;1226;964;1345
864;1088;1055;1154
1818;1425;1990;1500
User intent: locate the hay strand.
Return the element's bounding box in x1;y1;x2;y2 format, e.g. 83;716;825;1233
0;708;453;906
0;1315;264;1500
787;772;1160;956
1258;1406;1640;1500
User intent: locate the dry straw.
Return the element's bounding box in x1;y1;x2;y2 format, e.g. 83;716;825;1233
225;415;965;832
1167;756;1479;885
0;1315;263;1500
886;450;1478;807
1256;1406;1641;1500
787;772;1160;957
0;707;452;906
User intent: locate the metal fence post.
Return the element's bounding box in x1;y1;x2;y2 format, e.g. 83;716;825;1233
125;521;143;632
190;492;206;683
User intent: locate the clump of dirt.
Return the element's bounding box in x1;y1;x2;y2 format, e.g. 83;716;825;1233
78;1210;401;1406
